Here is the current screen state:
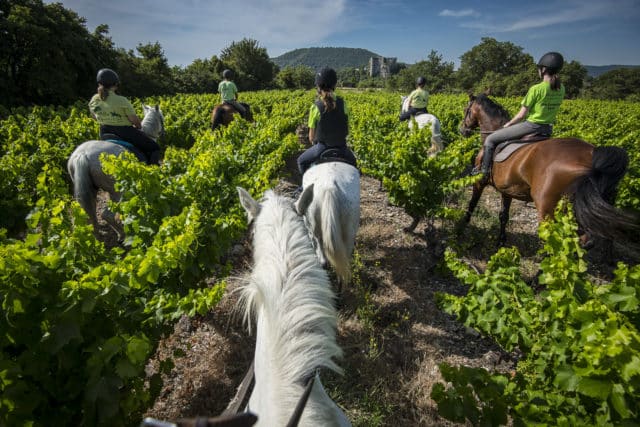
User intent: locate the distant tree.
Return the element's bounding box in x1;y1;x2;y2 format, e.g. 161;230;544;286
583;68;640;100
389;50;455;93
337;67;366;87
275;65;315;89
0;0;115;106
220;38;277;90
560;61;587;99
173;56;225;93
457;38;533;91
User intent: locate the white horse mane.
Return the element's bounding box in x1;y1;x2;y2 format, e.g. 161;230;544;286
237;188;350;426
239;190;343;379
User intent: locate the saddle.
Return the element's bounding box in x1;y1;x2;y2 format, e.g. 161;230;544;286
101;133;148;163
316;147;357;168
493;133;550;163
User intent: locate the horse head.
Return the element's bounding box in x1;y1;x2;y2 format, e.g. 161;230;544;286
141;104;165;141
459;94;479;137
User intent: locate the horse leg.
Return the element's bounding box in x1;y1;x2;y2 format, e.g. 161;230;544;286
404;216;421;232
498;195;512;246
463;182;486;223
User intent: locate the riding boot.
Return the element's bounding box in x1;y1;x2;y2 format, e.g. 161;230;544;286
148;150;162;166
480;145;495;175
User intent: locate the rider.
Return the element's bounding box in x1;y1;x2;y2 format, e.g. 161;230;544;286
399;76;429;121
218;69;247;117
89;68;161;165
473;52;566;180
296;67;357;177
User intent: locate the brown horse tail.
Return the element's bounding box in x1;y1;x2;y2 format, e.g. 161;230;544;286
572;146;640;243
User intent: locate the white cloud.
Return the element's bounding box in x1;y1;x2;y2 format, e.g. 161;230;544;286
50;0;347;65
459;0;638;33
439;9;479;18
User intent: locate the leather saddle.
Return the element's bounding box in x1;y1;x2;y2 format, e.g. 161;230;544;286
316;147;357;169
494;133;550;163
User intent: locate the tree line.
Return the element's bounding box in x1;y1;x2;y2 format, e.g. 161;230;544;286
1;0;639;111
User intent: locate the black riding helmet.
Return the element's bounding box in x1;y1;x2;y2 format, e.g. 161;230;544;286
222;69;233;79
96;68;119;86
537;52;564;74
416;76;426;86
315;67;338;90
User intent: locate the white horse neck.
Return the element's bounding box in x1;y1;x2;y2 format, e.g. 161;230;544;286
241;191;349;426
141;108;163;140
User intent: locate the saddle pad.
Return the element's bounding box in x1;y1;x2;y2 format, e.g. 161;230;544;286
104;139;135;150
494;142;531;163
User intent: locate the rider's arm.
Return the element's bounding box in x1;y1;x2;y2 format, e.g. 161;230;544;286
308;127;316;143
504;106;528;127
127;114;143;129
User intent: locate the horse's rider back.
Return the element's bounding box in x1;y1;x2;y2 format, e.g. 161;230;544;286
218;69;247;117
296;67;357;178
400;76;429;121
473;52;566;181
89;68;161;165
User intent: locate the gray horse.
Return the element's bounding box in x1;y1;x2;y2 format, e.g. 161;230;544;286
67;104;164;240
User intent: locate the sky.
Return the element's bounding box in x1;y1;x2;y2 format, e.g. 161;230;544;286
47;0;640;68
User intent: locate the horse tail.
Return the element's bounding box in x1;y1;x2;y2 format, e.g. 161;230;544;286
320;183;352;285
572;146;640;242
68;152;98;224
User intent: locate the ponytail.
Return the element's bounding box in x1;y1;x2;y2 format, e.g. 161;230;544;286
541;66;562;91
97;83;116;100
549;74;562;91
319;90;335;112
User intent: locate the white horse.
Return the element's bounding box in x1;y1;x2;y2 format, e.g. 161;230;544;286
237;187;351;427
67;105;164;240
401;96;444;156
302;161;360;292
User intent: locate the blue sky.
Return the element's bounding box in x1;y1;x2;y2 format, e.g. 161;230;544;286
48;0;640;68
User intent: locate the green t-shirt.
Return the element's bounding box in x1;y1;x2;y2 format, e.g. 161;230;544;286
218;80;238;102
408;87;429;109
308;97;349;128
89;92;136;126
522;81;565;124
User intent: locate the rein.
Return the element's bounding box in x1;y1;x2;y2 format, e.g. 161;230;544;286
140;363;319;427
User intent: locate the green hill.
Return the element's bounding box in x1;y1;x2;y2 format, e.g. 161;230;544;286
585;65;640;78
271;47;381;71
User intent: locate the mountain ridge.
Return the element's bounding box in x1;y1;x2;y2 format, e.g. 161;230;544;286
271;47;639;78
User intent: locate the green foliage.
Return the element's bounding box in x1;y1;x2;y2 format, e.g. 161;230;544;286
220;38;277;91
275;65;316;89
584;68;640;101
434;201;640;426
387;50;456;93
0;91;306;425
271;47;380;71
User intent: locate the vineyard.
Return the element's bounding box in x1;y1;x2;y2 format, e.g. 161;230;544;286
1;90;640;426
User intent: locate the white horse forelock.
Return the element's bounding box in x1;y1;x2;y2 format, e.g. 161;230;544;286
238;189;349;426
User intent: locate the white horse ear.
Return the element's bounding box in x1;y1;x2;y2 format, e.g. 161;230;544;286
295;184;314;215
237;187;259;223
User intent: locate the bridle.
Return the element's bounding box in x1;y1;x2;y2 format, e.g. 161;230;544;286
140;362;320;427
459;99;494;136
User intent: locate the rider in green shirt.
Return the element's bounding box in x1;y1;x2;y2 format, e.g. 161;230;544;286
218;69;247;117
400;77;429;120
473;52;566;180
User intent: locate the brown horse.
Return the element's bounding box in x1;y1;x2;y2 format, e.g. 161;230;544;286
458;93;638;246
210;102;253;131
